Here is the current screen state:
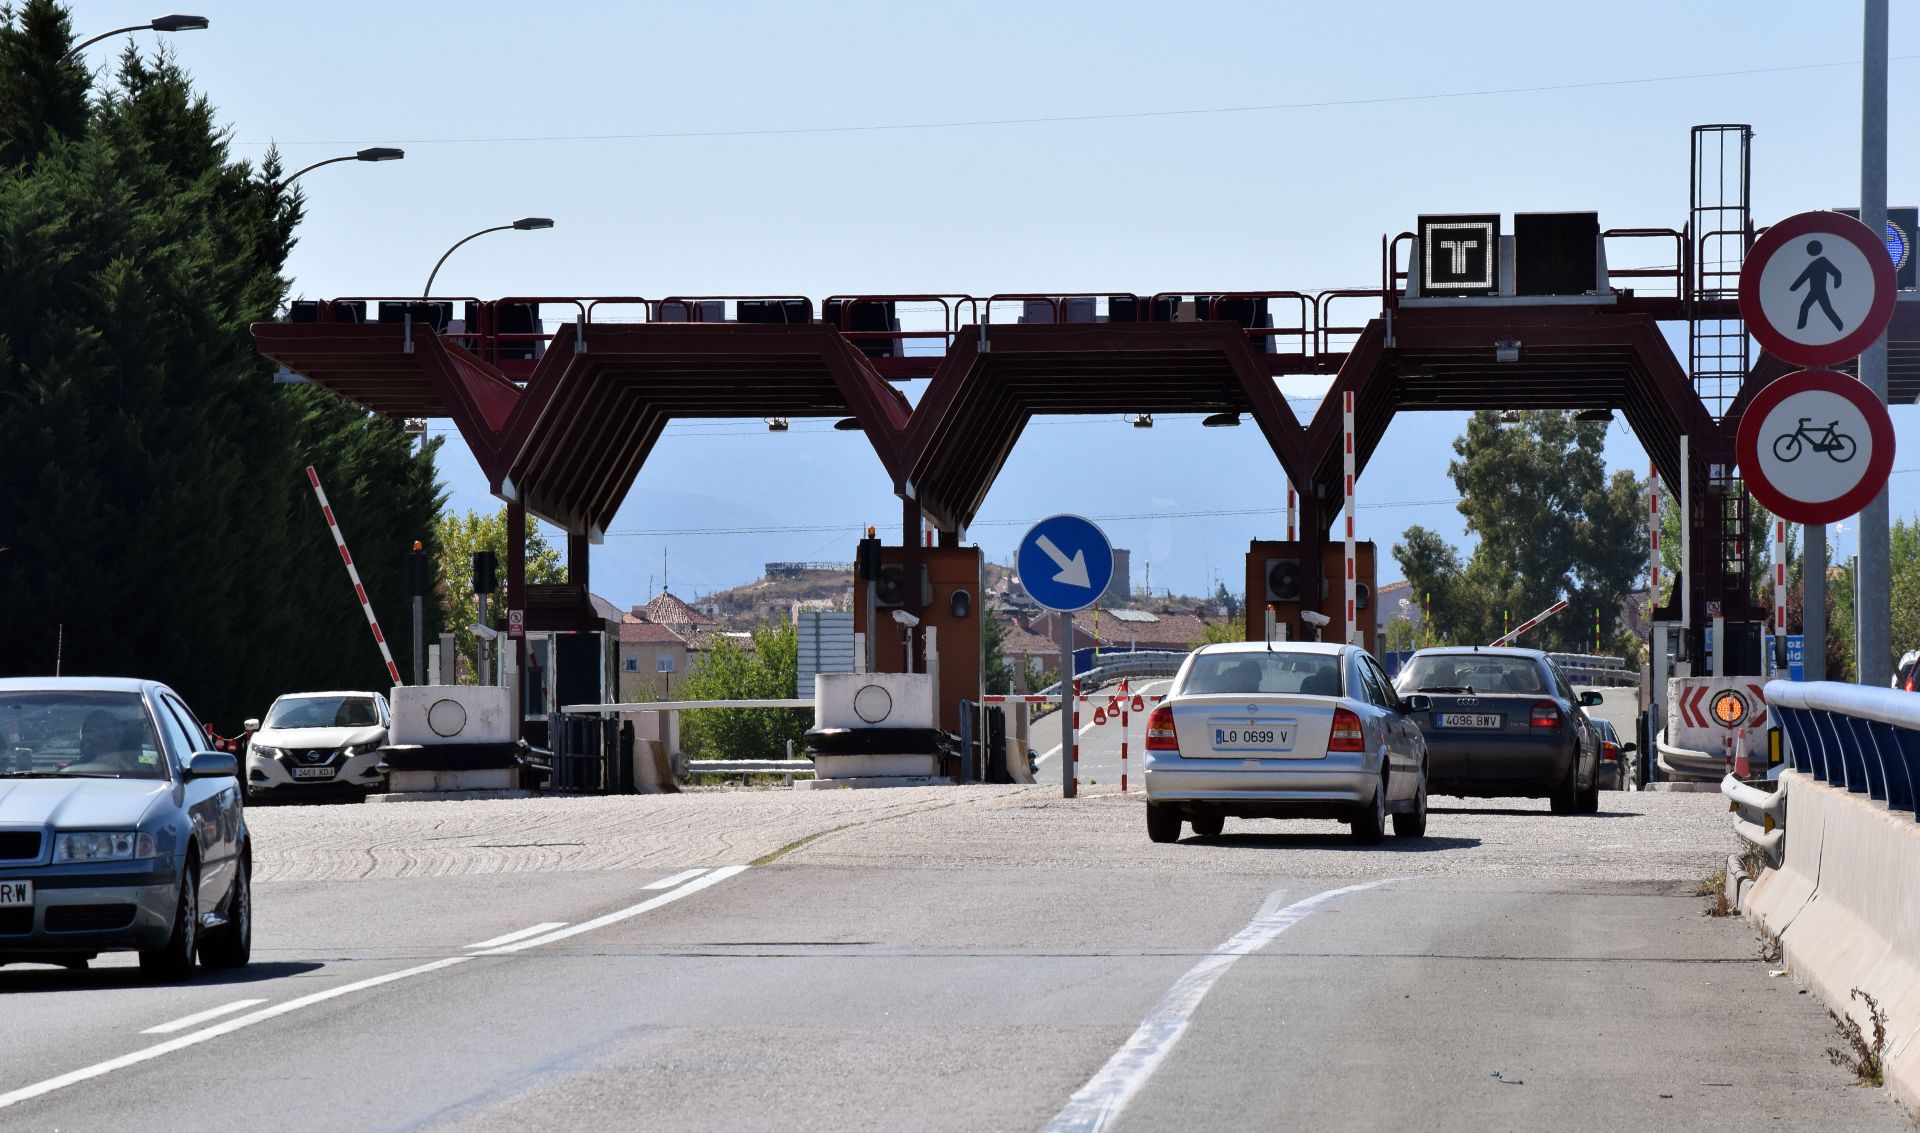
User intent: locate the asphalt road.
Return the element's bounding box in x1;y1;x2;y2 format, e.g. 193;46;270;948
0;787;1910;1132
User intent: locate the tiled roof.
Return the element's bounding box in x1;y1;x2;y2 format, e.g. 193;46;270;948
619;620;687;645
637;590;716;627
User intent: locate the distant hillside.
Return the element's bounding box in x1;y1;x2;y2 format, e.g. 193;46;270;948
700;560;1018;627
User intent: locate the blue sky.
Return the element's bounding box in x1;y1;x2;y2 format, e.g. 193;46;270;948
73;0;1920;605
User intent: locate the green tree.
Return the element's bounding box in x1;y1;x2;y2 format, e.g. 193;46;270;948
434;507;564;678
983;612;1011;695
677;622;809;760
1192;619;1242;647
0;5;442;726
1394;412;1646;655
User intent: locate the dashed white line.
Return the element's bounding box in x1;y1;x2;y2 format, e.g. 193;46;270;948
643;868;710;890
139;999;267;1035
465;922;567;950
1042;878;1395;1133
0;865;753;1112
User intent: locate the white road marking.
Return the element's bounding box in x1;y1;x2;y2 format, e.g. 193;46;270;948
1041;878;1395;1133
465;922;567;950
0;866;753;1112
476;865;749;955
643;867;710;890
139;999;267;1035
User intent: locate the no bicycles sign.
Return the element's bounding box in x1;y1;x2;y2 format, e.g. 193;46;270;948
1736;369;1894;524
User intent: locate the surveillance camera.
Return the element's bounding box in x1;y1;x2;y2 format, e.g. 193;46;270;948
1300;610;1331;627
891;609;921;627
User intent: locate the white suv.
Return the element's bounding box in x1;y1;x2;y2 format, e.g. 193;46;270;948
244;691;390;801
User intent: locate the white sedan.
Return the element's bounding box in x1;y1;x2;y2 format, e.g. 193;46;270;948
1143;641;1430;844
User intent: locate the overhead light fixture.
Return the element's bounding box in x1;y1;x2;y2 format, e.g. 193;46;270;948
767;418;790;432
833;417;863;431
150;14;210;32
402;418;427;437
1497;409;1522;424
1132;413;1153;428
356;147;405;162
1494;339;1521;363
1574;408;1614;423
1201;411;1242;428
511;217;555;231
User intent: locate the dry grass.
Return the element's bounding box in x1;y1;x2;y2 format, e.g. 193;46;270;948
1826;989;1889;1088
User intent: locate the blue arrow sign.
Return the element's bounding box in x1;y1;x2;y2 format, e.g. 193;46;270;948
1016;514;1114;613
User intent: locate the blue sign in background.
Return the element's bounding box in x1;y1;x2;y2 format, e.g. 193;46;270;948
1016;514;1114;613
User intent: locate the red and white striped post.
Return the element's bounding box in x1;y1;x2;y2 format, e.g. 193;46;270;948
1649;463;1661;601
306;466;403;686
1773;519;1788;673
1286;484;1296;542
1342;389;1358;644
1118;679;1130;793
1071;677;1083;794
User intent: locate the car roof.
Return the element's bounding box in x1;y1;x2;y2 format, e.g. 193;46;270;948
1193;641;1351;657
0;676;166;695
272;690;383;701
1406;646;1548;660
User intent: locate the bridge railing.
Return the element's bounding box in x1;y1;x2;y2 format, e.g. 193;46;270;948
1764;679;1920;819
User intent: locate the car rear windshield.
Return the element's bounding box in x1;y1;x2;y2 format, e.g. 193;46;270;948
1396;655;1547;695
1181;652;1343;697
0;691;167;779
265;695;380;729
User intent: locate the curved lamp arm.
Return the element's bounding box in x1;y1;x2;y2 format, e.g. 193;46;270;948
423;226;512;300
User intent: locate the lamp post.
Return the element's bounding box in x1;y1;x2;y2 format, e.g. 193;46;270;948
64;14;207;60
279;147;404;188
423;218;553;298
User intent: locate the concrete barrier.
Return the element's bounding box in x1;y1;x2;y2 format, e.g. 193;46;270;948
1745;770;1920;1113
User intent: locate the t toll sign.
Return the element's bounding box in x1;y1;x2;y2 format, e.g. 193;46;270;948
1735;369;1895;525
1739;211;1897;367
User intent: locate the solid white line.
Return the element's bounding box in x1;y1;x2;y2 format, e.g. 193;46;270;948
1041;878;1395;1133
476;865;749;955
643;868;710;890
465;922;567;950
0;865;753;1112
139;999;267;1035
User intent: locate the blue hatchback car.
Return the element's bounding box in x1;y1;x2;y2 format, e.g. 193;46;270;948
0;678;252;978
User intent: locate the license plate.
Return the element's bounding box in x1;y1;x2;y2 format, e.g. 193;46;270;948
0;880;31;906
1211;724;1294;751
1439;713;1503;729
292;766;337;780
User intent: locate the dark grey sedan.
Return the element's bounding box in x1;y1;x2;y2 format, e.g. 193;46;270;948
0;678;252;978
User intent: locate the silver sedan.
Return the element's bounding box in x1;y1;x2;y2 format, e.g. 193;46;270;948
1142;642;1430;844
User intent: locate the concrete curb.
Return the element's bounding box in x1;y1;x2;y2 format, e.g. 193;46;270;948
1744;772;1920;1115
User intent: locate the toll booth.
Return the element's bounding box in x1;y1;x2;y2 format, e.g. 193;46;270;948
516;583;619;748
849;544;983;736
1243;540;1378;653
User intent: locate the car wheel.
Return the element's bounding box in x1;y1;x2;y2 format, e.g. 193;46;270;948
60;956;89;972
139;864;198;982
199;855;252;970
1189;812;1225;838
1146;803;1183;844
1549;757;1579;815
1576;779;1601;814
1393;769;1428;839
1350;774;1387;845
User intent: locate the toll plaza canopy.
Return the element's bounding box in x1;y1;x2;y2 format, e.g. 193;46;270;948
248;225;1920;628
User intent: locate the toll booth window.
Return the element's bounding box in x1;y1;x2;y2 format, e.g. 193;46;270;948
525;639;551;716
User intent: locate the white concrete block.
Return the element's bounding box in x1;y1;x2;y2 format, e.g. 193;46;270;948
814;673;935;731
390;685;516;746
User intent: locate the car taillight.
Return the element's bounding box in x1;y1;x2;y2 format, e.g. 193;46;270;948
1602;740;1619;762
1329;707;1366;752
1529;700;1561;728
1145;705;1179;751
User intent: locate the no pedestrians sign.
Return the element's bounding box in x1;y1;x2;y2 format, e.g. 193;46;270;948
1739;211;1896;367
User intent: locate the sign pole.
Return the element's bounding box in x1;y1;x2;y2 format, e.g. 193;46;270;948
1060;612;1076;799
1858;0;1892;686
1774;520;1789;675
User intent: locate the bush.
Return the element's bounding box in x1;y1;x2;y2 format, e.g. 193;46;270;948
678;623;810;760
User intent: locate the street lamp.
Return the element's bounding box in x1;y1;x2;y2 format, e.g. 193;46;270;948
280;147;405;188
422;218;553;298
1200;411;1241;428
64;14;208;60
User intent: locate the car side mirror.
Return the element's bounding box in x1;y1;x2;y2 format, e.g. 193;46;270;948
1578;691;1604;707
242;718;260;734
1402;694;1432;713
1620;742;1638;754
187;751;238;779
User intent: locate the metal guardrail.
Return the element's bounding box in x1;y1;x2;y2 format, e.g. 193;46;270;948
1765;679;1920;819
1038;652;1189;698
1721;772;1786;867
683;758;816;784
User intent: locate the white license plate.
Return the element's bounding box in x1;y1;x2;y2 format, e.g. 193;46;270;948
1211;725;1294;751
292;766;337;780
0;880;32;906
1439;713;1503;729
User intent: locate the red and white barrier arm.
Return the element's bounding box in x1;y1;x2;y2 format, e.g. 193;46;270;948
1343;390;1358;645
306;465;403;686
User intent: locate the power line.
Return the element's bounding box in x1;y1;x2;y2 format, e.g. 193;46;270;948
248;56;1915;149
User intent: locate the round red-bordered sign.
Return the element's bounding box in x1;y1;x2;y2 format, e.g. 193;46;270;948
1735;369;1895;524
1739;211;1896;368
